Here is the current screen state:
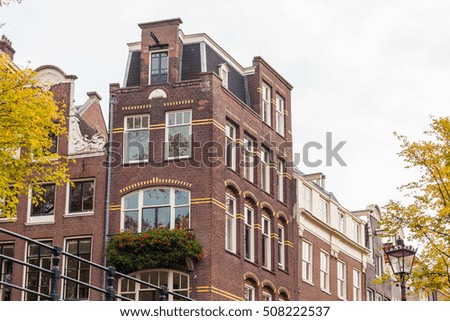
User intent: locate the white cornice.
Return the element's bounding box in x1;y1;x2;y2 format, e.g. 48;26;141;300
179;30;255;76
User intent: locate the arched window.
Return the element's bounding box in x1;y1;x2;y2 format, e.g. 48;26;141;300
121;187;190;233
244;279;257;301
262;285;275;301
279;291;289;301
118;269;189;301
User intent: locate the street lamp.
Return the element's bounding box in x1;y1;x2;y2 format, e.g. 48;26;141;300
384;238;417;301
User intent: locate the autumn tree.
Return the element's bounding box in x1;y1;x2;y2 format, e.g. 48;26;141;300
382;116;450;298
0;53;69;219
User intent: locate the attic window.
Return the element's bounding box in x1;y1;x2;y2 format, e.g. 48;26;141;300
218;63;229;89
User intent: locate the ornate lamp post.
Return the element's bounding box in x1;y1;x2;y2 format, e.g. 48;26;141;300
384;238;417;301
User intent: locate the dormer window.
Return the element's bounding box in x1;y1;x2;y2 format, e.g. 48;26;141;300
218;63;229;89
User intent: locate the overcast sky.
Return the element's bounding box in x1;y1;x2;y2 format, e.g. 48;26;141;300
1;0;449;211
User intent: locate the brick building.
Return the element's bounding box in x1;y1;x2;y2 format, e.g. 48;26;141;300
107;18;297;301
295;171;369;300
0;37;108;301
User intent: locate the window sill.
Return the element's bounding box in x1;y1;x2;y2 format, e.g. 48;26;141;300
262;266;275;274
25;220;55;226
320;288;332;295
123;161;149;166
166;156;191;161
302;279;314;287
244;258;258;267
225;249;240;259
64;212;94;218
0;218;17;223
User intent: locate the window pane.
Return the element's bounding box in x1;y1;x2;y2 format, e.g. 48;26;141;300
124;193;138;209
126;130;149;161
175;190;189;205
124;210;139;232
142;208;156;230
143;189;170;206
168;113;175;126
175;206;189;229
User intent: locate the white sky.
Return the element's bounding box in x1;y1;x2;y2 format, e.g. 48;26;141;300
1;0;449;211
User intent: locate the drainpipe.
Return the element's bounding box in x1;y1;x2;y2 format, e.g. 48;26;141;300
104;95;115;266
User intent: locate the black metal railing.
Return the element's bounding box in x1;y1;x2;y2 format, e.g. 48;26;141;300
0;227;193;301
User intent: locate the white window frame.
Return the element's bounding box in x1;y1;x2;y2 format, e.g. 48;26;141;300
278;223;285;270
277;160;284;202
302;185;312;212
367;289;375;301
243;136;254;182
24;239;53;300
219;63;229;89
0;242;14;301
353;269;362;301
262;290;273;301
123;114;150;164
320;251;330;293
225;122;237;171
375;293;383;301
244;205;255;262
65;179;95;216
302;240;313;283
262;215;271;270
121;188;190;232
262;82;271;126
165;110;192;160
375;255;383;277
27;183;56;224
338;211;345;233
244;284;255;301
351;220;361;244
118;269;189;301
261;148;270;193
337;261;347;300
275;94;285;136
319;198;328;223
225;194;237;253
63;237;92;301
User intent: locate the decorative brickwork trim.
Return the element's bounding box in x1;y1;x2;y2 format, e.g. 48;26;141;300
163;99;194;107
119;178;192;194
121;104;152;111
196;286;244;301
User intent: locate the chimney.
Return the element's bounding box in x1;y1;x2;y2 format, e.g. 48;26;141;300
87;91;102;101
0;35;16;60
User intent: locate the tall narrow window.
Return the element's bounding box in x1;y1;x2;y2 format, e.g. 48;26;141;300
68;180;94;214
25;241;52;301
367;289;375;301
302;241;312;282
0;243;14;301
351;220;360;243
275;95;285;136
243;136;254;182
262;215;271;270
122;188;190;233
124;115;149;163
244;205;255;262
277;224;285;270
225;194;236;253
150;51;168;84
49;133;58;154
261;148;270;193
338;211;345;233
166;110;192;159
225;123;236;170
319;198;328;223
337;261;347;300
64;238;91;300
320;251;330;292
277;160;284;201
302;186;312;212
219;63;229;89
353;269;361;301
375;255;383;277
262;82;271;126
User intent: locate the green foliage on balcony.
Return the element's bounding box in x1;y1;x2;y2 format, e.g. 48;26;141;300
107;228;203;274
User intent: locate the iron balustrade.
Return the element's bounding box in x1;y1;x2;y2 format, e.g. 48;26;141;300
0;227;193;301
